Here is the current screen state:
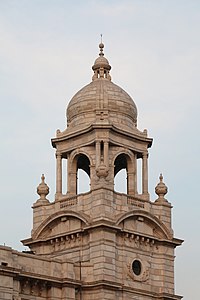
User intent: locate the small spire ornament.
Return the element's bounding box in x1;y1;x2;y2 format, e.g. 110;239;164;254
92;37;111;81
35;174;50;205
99;34;104;56
155;173;169;204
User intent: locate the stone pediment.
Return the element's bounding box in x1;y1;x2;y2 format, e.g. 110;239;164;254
116;210;173;240
32;211;90;241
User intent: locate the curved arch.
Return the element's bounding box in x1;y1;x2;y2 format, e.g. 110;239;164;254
112;149;134;168
68;149;93;194
113;149;136;195
32;210;90;240
69;148;93;170
115;210;172;239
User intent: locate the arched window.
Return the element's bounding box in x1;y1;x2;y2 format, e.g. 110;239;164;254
114;154;128;194
114;169;127;193
76;154;90;194
77;169;90;194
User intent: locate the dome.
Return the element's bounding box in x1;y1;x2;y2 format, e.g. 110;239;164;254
66;43;137;130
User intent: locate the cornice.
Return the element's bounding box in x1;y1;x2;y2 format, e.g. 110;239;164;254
51;123;153;148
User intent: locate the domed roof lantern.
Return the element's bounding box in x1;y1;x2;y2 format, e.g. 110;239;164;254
92;36;111;81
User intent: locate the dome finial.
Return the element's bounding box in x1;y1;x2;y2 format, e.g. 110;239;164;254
159;173;163;182
99;34;104;57
92;37;111;81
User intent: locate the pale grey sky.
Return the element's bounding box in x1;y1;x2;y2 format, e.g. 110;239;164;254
0;1;199;298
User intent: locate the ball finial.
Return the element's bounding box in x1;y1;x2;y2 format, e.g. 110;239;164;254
99;34;104;56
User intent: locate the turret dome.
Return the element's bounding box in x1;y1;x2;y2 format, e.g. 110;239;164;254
66;43;137;131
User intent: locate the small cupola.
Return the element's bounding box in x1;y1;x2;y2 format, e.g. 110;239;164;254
92;42;111;81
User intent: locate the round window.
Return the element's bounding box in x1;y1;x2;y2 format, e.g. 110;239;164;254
132;260;141;276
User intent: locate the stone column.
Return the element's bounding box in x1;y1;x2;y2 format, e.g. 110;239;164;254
56;151;62;198
104;141;109;168
96;140;101;167
70;171;77;195
67;154;70;194
67;153;77;195
134;154;138;194
142;152;148;196
127;155;135;195
127;171;134;195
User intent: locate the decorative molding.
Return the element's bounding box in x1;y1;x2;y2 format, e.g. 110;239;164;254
32;210;90;240
50;232;82;251
127;260;149;282
123;232;158;252
20;278;48;297
127;196;144;208
116;210;173;240
60;196;78;208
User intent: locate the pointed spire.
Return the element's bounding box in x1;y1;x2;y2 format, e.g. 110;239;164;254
99;34;104;56
41;174;45;183
159;173;163;182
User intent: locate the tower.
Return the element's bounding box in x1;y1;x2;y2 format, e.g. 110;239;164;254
0;42;183;300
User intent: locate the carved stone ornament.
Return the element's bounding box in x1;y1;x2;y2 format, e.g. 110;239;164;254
37;174;49;199
96;164;109;178
155;173;169;204
34;174;50;205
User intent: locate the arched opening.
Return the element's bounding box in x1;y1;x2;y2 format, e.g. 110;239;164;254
114;154;128;194
76;154;90;194
114;169;127;193
77;169;90;194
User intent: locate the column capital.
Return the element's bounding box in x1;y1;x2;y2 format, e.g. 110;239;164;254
56;151;62;158
142;151;148;158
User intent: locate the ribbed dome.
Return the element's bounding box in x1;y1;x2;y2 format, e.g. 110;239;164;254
66;43;137;130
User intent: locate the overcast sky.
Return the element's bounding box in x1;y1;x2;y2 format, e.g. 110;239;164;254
0;1;199;299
